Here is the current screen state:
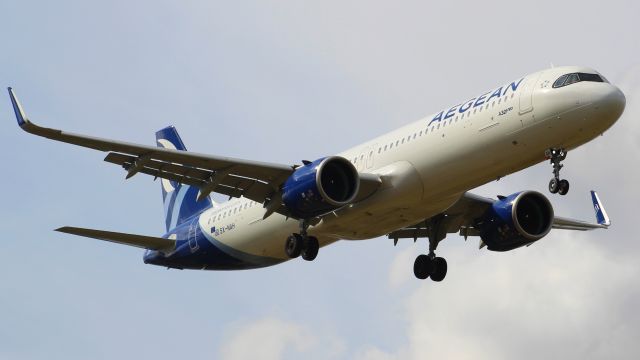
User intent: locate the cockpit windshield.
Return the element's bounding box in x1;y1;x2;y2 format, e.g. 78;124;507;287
553;72;605;88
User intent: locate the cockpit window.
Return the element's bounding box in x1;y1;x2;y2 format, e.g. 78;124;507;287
578;73;604;83
553;74;568;88
565;73;580;86
553;72;605;88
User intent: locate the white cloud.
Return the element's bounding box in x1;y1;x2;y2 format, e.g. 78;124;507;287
220;318;312;360
388;245;419;289
365;232;640;360
219;317;346;360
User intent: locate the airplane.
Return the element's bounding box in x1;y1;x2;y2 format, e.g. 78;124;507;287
8;65;625;281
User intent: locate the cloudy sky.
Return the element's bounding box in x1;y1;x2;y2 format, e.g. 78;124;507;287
1;1;639;359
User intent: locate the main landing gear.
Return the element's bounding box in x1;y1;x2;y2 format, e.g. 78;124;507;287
413;215;448;282
546;148;570;196
285;220;319;261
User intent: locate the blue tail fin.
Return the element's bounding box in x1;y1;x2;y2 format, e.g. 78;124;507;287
156;126;212;232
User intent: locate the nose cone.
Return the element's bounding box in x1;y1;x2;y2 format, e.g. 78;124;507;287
593;84;626;121
603;84;626;118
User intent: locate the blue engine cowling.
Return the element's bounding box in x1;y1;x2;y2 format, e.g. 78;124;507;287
282;156;359;219
478;191;554;251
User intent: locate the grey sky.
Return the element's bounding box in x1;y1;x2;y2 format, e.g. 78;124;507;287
1;1;639;359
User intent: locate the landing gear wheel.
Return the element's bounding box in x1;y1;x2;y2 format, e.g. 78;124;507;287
558;179;570;196
549;178;559;194
430;257;448;282
285;233;303;258
546;148;569;195
301;236;319;261
413;254;432;280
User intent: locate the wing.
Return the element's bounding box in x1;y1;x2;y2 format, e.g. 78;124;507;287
8;88;381;218
552;191;610;230
388;190;610;243
56;226;175;251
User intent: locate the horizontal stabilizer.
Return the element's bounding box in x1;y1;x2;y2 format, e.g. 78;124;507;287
56;226;175;251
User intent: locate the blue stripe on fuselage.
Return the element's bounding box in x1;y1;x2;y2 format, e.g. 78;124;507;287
144;218;282;270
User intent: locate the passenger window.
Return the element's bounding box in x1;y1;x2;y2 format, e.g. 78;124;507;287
419;131;423;136
384;145;388;150
395;140;399;146
378;148;381;154
437;123;440;130
401;138;405;144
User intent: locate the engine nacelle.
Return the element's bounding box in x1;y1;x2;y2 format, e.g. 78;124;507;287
479;191;554;251
282;156;359;219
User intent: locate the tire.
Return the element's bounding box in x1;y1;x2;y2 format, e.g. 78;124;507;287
301;236;319;261
413;254;432;280
558;179;570;195
430;257;448;282
285;233;303;258
549;178;559;194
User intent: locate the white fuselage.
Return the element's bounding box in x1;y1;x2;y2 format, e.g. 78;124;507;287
194;66;625;262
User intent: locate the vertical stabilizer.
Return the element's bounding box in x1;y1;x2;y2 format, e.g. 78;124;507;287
156;126;212;231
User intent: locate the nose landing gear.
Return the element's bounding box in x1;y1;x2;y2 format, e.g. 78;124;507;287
546;148;570;195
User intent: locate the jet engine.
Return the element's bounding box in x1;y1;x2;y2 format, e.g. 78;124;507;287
478;191;554;251
282;156;359;219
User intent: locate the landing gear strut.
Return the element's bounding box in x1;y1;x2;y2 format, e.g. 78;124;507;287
413;215;448;282
285;220;319;261
546;148;570;196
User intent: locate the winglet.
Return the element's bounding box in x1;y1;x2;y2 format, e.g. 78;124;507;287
591;191;611;227
7;87;30;128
